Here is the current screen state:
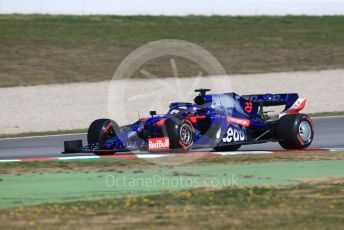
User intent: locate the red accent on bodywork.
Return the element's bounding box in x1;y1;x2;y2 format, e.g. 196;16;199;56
227;117;251;127
187;115;206;123
155;118;167;126
286;98;307;114
139;117;149;122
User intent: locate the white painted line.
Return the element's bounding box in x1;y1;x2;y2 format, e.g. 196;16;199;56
136;154;171;159
0;133;86;141
216;151;273;155
0;159;21;162
328;148;344;152
58;156;100;160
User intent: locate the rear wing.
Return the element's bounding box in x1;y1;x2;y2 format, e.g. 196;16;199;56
241;93;306;116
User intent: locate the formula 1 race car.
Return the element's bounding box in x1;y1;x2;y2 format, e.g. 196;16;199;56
64;89;314;154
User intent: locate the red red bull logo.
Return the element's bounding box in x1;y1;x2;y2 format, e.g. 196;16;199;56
148;137;170;151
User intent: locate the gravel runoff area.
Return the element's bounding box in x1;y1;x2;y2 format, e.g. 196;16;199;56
0;69;343;134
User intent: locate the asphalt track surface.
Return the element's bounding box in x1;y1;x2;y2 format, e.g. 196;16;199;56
0;117;343;160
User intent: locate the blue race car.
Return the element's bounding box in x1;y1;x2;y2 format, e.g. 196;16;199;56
64;89;314;154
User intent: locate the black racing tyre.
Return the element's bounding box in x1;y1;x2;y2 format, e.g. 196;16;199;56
277;114;314;149
213;144;241;152
87;119;120;148
162;118;194;152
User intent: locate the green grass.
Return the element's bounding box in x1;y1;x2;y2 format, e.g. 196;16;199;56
1;153;343;228
1;15;344;87
1;159;344;209
0;180;343;229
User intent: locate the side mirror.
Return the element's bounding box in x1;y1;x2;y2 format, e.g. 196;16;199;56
149;111;157;117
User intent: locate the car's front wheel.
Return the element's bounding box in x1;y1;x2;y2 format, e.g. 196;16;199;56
163;119;194;152
87;119;120;154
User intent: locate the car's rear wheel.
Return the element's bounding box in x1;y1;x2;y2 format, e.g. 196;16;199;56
277;114;314;149
87;119;120;154
163;119;194;152
213;144;241;152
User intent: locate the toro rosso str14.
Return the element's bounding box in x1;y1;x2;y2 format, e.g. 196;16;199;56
64;89;314;154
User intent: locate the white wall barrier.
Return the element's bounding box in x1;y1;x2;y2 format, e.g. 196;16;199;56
0;0;343;16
